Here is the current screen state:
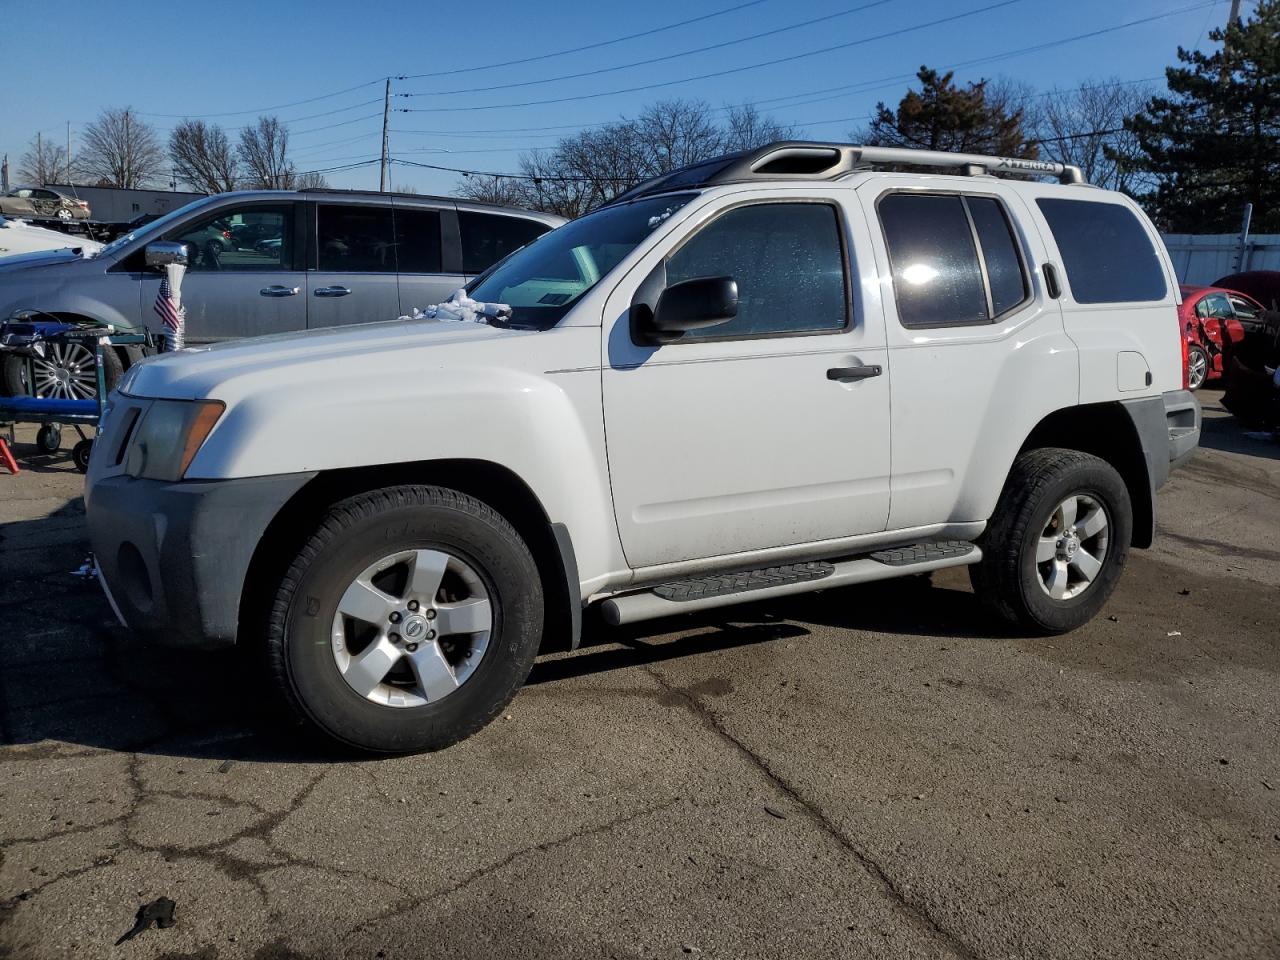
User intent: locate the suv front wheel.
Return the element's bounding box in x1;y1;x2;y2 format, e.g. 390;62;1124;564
971;448;1132;634
267;485;544;753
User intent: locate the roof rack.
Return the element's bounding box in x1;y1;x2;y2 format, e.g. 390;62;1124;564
603;141;1085;206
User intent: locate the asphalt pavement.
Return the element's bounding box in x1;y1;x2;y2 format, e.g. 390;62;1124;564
1;390;1277;959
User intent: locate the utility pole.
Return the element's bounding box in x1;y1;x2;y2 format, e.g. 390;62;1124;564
379;78;391;192
1;154;9;193
36;131;42;184
66;121;71;182
1228;0;1242;26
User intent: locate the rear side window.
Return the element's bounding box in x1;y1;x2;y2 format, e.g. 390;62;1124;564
317;204;395;272
459;212;551;274
665;201;847;339
878;194;990;327
1036;198;1166;304
967;197;1027;317
393;207;442;273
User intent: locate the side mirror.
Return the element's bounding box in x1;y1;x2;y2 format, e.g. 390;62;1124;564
145;240;189;269
645;276;738;341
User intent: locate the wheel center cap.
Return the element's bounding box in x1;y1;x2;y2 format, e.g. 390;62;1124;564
55;368;70;383
401;615;428;640
1065;536;1079;558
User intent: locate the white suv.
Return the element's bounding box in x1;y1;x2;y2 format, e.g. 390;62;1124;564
84;142;1200;753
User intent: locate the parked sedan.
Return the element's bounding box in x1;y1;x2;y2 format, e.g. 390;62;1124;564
0;215;103;259
1178;284;1264;389
0;186;91;221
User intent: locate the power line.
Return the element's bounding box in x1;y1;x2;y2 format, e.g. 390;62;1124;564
399;0;897;98
394;0;776;81
139;79;386;119
398;0;1022;114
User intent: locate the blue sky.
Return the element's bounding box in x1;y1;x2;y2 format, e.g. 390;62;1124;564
0;0;1237;197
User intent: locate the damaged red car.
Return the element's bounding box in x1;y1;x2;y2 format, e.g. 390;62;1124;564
1178;284;1264;389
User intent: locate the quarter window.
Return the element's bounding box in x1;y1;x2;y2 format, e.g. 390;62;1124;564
967;197;1027;317
317;204;395;272
459;212;551;275
665;202;847;339
1036;198;1166;304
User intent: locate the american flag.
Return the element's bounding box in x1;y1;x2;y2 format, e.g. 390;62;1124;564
154;277;181;332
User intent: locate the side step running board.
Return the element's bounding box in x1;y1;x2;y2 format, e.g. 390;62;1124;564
600;541;981;626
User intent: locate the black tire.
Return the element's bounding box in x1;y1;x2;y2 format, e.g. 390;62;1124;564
1186;344;1208;390
72;439;93;473
266;485;544;754
35;423;62;454
970;448;1132;634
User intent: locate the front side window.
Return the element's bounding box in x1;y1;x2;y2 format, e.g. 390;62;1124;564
167;204;291;272
317;204;395;272
467;193;695;329
665;202;847;339
459;212;551;275
1036;198;1167;304
1203;293;1234;319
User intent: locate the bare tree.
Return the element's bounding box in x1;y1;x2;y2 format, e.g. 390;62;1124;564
168;120;238;193
722;103;796;153
238;116;294;189
79;108;164;188
1030;79;1153;193
458;99;794;218
17;134;75;185
392;183;419;194
293;171;329;189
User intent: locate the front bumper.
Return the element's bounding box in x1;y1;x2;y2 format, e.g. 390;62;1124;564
85;471;314;649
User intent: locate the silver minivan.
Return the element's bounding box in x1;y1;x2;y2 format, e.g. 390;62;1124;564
0;189;563;397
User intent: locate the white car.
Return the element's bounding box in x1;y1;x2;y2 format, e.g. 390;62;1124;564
0;215;102;259
85;141;1200;753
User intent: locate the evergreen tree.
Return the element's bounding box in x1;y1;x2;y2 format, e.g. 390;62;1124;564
1126;1;1280;231
856;67;1036;157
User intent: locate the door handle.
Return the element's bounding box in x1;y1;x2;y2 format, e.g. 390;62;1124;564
313;286;351;298
827;364;882;382
1043;263;1062;299
260;285;300;297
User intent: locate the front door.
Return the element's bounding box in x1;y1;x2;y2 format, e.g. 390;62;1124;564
146;201;304;342
602;194;892;569
308;201;401;329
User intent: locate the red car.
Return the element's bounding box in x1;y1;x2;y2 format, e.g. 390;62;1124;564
1178;284;1265;389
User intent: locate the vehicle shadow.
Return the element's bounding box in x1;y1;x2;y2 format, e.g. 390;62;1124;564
1;500;1004;764
1196;407;1279;461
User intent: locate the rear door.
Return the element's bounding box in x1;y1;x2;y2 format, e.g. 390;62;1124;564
307;199;401;329
392;201;462;314
146;200;305;342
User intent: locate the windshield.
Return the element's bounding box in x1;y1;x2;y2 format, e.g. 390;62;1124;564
96;199;210;259
467;193;695;328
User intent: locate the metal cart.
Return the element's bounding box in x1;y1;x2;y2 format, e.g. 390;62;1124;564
0;320;152;474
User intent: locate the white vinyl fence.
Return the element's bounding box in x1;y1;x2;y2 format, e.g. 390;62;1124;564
1161;233;1280;285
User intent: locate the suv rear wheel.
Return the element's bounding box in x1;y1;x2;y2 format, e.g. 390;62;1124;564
266;485;544;753
971;448;1132;634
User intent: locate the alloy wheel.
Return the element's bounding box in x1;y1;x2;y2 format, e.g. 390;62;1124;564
330;548;493;708
31;342;97;400
1035;494;1110;601
1187;347;1208;390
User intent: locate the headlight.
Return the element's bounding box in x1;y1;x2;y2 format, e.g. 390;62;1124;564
124;399;224;481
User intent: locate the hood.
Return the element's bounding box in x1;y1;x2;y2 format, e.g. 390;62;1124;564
0;247;95;272
121;316;540;402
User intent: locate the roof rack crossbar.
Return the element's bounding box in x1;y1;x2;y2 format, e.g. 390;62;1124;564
848;146;1084;185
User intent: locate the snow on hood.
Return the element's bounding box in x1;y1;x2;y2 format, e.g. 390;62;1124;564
405;288;513;324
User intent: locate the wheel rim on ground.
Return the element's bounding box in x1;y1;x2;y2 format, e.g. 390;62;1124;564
1187;348;1208;389
1035;494;1110;601
31;342;97;399
330;548;493;708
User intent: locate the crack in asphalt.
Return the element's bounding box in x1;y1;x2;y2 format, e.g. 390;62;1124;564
345;795;684;939
637;660;983;960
